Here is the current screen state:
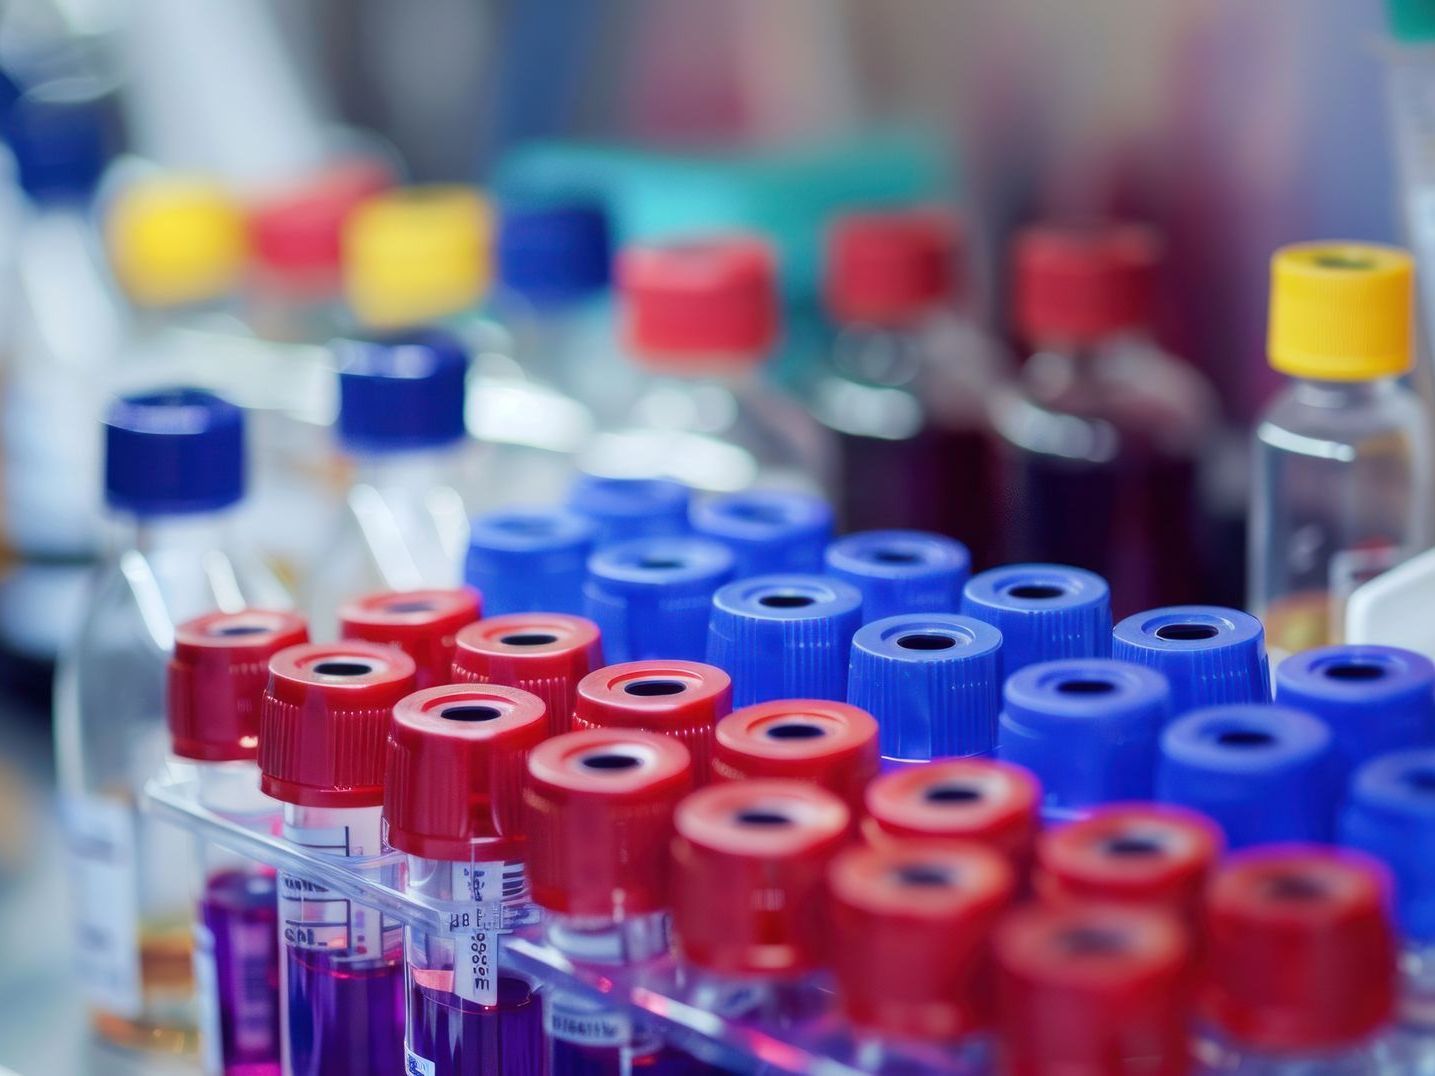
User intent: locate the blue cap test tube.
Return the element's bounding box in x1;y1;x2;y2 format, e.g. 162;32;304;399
466;507;596;615
1340;748;1435;947
823;529;970;623
567;475;691;545
847;613;1004;767
1155;703;1338;848
1111;605;1270;718
960;564;1110;677
583;536;735;663
707;573;862;707
336;330;469;454
690;490;834;576
999;658;1171;817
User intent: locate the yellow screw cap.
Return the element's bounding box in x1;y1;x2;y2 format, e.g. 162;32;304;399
107;177;248;308
343;185;489;328
1268;242;1415;380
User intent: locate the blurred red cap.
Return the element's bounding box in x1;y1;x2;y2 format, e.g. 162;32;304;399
1013;222;1160;346
452;613;603;736
338;587;480;690
825;206;961;325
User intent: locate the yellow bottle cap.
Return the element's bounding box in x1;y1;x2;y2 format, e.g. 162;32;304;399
107;177;248;308
1268;242;1415;380
343;185;490;328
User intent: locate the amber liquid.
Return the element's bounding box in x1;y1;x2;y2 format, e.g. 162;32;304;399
90;920;198;1054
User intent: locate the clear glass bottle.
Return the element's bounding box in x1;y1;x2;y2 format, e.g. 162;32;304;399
1251;242;1432;663
581;235;833;496
53;389;289;1052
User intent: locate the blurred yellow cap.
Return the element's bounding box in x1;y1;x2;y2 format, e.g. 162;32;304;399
107;177;248;308
343;185;490;328
1268;242;1415;380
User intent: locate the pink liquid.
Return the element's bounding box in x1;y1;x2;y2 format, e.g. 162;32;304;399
406;973;544;1075
200;869;281;1076
284;946;405;1076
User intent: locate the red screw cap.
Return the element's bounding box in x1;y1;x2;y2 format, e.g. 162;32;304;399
996;903;1192;1076
1036;803;1222;920
258;642;417;808
574;661;732;782
712;700;879;815
619;236;779;368
824;206;961;327
168;610;309;761
339;587;481;690
524;728;693;918
863;759;1041;871
671;779;849;977
384;683;547;862
452;613;602;736
829;840;1015;1042
1201;845;1397;1053
1013;222;1160;347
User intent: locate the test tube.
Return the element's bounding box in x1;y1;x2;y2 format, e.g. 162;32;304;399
258;641;417;1076
451;613;603;736
1111;604;1269;717
823;529;971;624
689;489;835;576
384;683;548;1076
338;587;481;689
960;563;1111;676
566;475;691;544
168;609;308;1075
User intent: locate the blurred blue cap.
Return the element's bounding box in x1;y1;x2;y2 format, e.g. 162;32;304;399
690;490;834;577
3;83;111;202
336;329;468;453
496;202;611;305
1111;605;1269;718
960;563;1111;676
583;536;734;663
567;475;691;544
1156;703;1337;848
848;613;1003;765
707;573;862;707
824;529;969;623
465;508;596;615
1339;748;1435;942
104;389;244;516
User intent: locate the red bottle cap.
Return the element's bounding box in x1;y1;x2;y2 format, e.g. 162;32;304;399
1013;222;1160;347
258;642;417;808
824;206;960;326
1201;845;1396;1053
384;683;547;861
452;613;603;736
619;236;779;368
525;728;693;918
671;779;849;977
1036;803;1222;918
168;610;309;761
338;587;481;690
828;840;1015;1041
711;699;879;814
863;759;1041;870
995;903;1192;1076
574;661;732;782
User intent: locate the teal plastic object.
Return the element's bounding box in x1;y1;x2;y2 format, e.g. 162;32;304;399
1388;0;1435;41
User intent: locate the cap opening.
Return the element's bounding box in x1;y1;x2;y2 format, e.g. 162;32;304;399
312;660;375;677
897;633;957;651
870;547;922;565
638;556;685;571
924;782;982;804
1323;662;1385;682
441;704;502;722
496;517;556;536
1404;768;1435;794
1103;834;1165;857
764;722;826;741
501;632;559;646
1006;583;1065;600
1265;873;1328;902
735;808;793;827
1059;926;1129;957
893;863;955;888
383;599;436;613
624;679;686;697
1155;623;1219;642
722;502;787;525
580;751;642;772
1215;728;1275;749
210;623;271;637
1314;253;1375;271
1057;678;1117;696
759;593;815;609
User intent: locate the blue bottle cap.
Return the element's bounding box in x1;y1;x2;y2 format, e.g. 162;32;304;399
1156;704;1337;849
690;490;834;577
3;84;111;202
823;529;970;623
496;202;611;305
848;613;1004;765
104;389;244;516
336;329;468;453
583;536;735;663
465;508;596;616
1111;605;1269;718
1339;749;1435;943
960;564;1111;676
567;475;691;544
707;574;863;707
1275;645;1435;775
999;659;1171;815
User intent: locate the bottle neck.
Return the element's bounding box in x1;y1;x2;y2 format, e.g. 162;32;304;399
351;443;462;488
108;505;237;556
1290;376;1401;407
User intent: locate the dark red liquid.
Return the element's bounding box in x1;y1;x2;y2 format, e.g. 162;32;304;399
284;946;405;1076
201;869;281;1076
406;973;544;1075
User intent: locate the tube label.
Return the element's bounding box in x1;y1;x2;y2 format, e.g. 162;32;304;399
279;818;400;960
447;860;524;1006
62;795;142;1017
404;1048;437;1076
544;990;632;1047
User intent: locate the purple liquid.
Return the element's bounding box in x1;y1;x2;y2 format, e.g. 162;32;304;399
407;973;543;1075
285;946;404;1076
201;870;282;1076
549;1038;695;1076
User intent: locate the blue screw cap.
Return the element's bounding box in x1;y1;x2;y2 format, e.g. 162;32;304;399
1111;605;1269;717
999;658;1172;814
567;475;691;544
848;613;1004;765
465;508;596;616
104;389;244;516
1156;704;1337;849
689;490;834;577
583;536;735;663
960;564;1110;677
1339;749;1435;943
336;329;468;453
496;202;611;305
1275;645;1435;775
824;529;970;623
707;574;863;707
3;84;111;202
